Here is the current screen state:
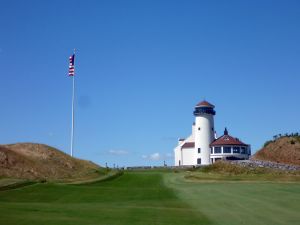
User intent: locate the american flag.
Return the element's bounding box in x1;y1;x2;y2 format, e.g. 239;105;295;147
68;54;75;76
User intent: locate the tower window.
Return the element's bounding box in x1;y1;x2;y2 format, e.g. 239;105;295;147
197;158;201;165
198;127;201;130
212;127;214;131
198;148;201;153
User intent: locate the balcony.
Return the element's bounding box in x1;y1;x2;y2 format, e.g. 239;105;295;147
193;107;216;116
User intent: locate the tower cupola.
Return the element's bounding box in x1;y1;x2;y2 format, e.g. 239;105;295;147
193;100;216;116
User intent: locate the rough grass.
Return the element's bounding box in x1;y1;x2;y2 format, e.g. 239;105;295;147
0;179;37;191
187;161;300;182
199;161;269;174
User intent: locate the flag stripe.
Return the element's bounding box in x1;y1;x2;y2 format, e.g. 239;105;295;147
68;54;75;76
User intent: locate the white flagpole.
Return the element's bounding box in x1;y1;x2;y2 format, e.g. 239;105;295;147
70;49;75;157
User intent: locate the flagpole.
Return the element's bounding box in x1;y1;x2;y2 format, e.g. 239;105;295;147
70;49;76;157
71;74;75;157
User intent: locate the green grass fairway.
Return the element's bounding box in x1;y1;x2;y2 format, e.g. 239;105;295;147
0;171;299;225
164;172;300;225
0;172;210;225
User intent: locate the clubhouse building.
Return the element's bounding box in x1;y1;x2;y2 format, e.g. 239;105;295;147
174;100;251;166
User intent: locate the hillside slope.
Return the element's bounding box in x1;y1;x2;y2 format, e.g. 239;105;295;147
0;143;100;180
253;137;300;165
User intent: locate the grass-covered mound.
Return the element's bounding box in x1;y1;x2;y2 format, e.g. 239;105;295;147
0;143;102;181
253;136;300;165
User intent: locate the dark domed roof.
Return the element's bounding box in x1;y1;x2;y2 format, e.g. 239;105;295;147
196;100;215;108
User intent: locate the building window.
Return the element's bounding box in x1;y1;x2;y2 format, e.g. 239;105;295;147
197;158;201;165
223;147;231;153
211;148;213;154
241;147;246;154
198;148;201;153
233;147;240;153
198;127;201;130
214;147;221;154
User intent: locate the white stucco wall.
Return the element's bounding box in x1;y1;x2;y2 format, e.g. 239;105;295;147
195;114;214;165
180;148;195;166
174;145;181;166
184;133;194;143
174;142;196;166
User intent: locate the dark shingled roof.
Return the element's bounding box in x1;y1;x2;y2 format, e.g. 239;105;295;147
210;135;248;147
181;142;195;149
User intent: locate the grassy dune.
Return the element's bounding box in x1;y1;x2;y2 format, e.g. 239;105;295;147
0;170;299;225
0;143;101;181
253;136;300;165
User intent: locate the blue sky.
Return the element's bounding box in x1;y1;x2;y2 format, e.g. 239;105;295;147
0;0;299;167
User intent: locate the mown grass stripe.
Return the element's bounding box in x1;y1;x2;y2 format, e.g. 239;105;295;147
0;171;211;225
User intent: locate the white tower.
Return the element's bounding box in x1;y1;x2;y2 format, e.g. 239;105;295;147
193;100;216;165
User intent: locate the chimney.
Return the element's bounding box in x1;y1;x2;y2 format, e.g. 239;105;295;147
178;138;185;144
224;127;228;135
